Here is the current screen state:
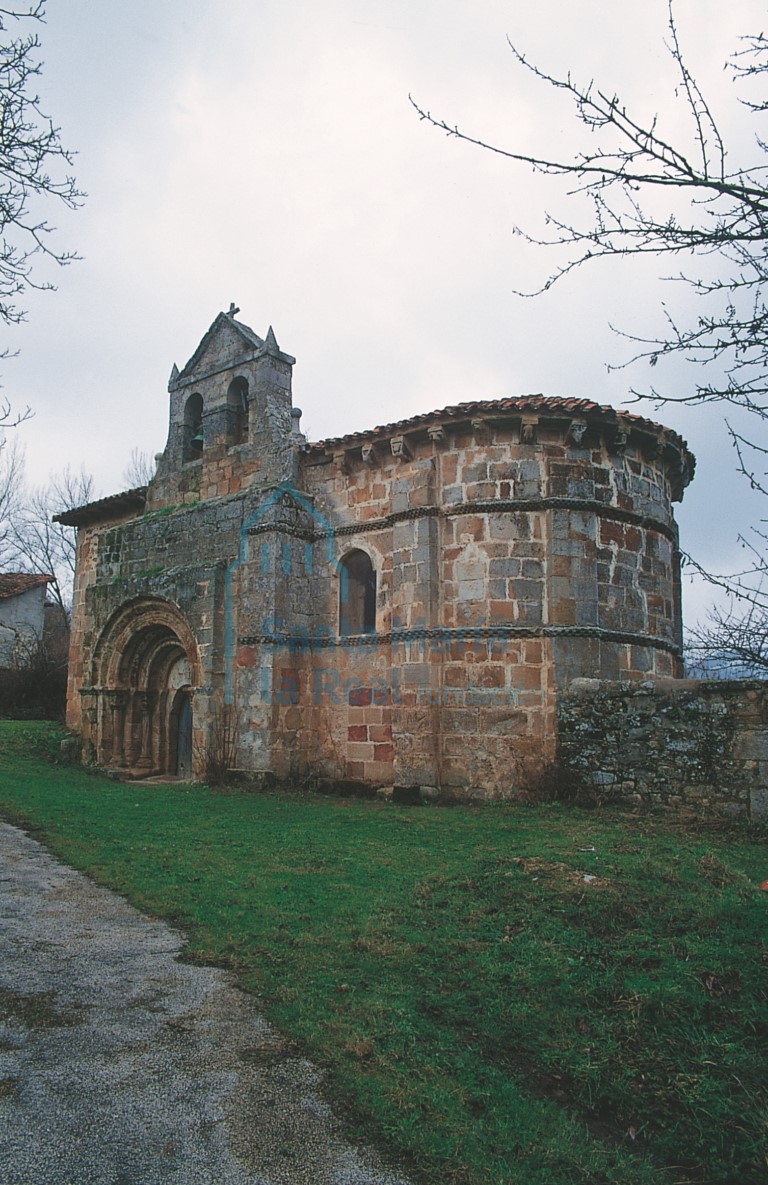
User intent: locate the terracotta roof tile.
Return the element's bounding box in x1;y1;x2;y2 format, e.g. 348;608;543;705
309;395;692;456
0;572;54;600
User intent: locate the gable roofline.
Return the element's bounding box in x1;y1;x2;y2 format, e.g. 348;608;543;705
171;311;295;389
0;572;55;600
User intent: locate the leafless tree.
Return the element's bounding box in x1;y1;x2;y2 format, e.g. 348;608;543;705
412;2;768;665
0;434;23;564
8;466;94;611
122;447;155;489
686;601;768;676
0;2;82;331
412;8;767;413
0;3;82;477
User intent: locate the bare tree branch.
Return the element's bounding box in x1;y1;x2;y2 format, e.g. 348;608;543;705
413;0;768;645
410;1;768;410
8;466;94;610
122;447;155;489
0;1;83;329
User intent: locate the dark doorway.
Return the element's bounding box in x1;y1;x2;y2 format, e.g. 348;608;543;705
176;692;193;778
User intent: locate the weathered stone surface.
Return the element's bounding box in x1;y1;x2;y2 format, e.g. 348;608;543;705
60;309;698;799
558;679;768;818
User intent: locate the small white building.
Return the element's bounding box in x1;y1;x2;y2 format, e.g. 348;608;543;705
0;573;55;667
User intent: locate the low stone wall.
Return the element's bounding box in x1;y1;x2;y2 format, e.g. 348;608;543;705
557;678;768;819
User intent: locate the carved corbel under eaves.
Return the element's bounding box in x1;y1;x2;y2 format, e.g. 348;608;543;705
333;450;350;474
391;435;412;461
567;419;588;445
361;442;377;465
520;415;538;444
427;423;446;447
611;427;629;454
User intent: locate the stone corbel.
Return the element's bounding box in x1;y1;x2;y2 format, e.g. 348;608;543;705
520;415;538;444
391;435;412;461
361;441;377;465
427;424;446;447
612;427;629;454
471;417;490;443
333;450;350;474
567;419;588;445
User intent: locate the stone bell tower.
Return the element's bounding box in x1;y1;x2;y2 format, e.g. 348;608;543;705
147;305;299;510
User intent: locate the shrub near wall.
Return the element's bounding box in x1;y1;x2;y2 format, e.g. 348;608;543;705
557;678;768;819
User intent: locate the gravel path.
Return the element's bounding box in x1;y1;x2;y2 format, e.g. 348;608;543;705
0;822;411;1185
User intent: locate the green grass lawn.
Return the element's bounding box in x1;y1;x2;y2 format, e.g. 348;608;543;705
1;721;766;1185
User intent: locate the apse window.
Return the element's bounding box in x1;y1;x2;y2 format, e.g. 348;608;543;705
227;376;249;445
339;549;376;636
183;393;204;462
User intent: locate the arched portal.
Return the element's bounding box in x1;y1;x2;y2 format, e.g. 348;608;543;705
91;598;201;776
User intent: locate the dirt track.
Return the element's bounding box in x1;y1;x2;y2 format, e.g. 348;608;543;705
0;822;410;1185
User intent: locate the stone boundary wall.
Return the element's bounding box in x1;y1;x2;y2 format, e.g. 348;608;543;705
557;678;768;819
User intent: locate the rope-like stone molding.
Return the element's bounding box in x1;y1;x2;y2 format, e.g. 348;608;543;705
243;497;676;544
449;498;678;542
238;622;681;657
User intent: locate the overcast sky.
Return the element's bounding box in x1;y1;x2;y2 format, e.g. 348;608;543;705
5;0;766;625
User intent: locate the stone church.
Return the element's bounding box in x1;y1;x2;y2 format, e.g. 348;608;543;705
59;307;694;796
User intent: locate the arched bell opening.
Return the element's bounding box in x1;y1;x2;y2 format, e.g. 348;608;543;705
226;376;249;446
183;392;204;462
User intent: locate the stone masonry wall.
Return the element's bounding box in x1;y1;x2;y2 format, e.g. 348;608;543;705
558;678;768;819
60;310;697;797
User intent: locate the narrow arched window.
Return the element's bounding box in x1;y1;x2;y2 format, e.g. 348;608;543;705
183;393;204;462
227;376;249;445
339;549;376;636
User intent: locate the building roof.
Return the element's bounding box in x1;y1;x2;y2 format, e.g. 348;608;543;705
53;487;148;528
57;395;696;531
0;573;55;600
309;394;692;457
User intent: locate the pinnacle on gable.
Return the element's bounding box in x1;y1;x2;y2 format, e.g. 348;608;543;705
264;325;279;355
168;362;180;391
